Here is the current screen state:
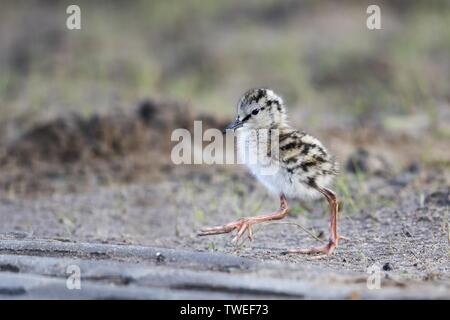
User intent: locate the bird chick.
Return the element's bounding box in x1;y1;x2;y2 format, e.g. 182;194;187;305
199;88;346;255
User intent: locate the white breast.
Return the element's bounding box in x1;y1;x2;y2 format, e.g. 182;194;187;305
236;130;321;199
237;130;287;196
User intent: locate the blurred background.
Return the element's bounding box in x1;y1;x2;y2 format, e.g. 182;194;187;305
0;0;449;298
1;0;449;191
1;0;449;124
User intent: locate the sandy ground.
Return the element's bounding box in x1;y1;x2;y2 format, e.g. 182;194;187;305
0;102;448;299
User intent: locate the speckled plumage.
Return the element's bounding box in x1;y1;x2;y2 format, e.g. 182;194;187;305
235;88;338;199
199;88;346;255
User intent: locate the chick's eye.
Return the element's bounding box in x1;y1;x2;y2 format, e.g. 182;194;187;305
252;109;259;115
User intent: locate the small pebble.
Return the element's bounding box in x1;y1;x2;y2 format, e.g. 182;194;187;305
425;190;450;207
156;252;165;263
406;161;421;173
383;262;393;271
402;227;412;237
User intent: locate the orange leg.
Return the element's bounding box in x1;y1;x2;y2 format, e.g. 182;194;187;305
284;188;346;255
198;194;289;243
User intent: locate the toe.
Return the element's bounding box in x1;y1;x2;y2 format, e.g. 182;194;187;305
283;242;336;255
198;224;234;236
231;223;248;243
247;225;254;241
